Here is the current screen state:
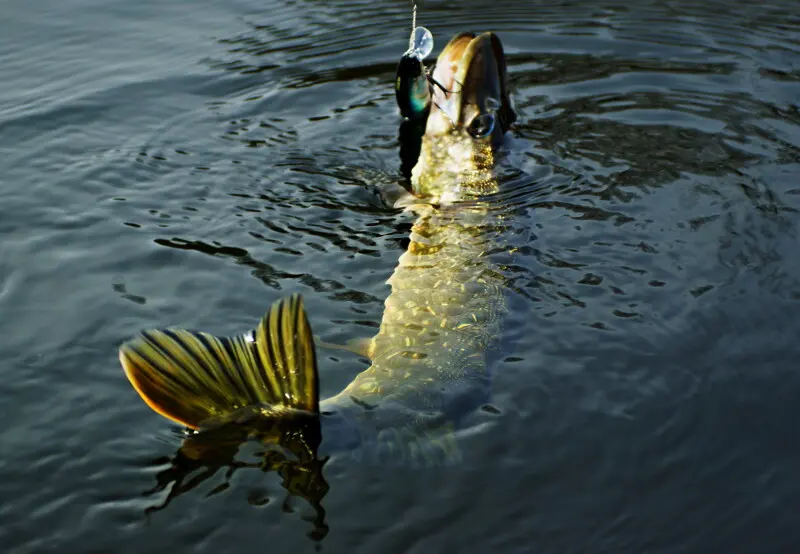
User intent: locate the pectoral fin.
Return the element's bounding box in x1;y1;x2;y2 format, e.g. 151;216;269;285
315;336;374;359
119;294;319;429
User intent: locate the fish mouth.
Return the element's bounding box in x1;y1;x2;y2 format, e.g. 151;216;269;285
409;32;516;199
424;32;515;143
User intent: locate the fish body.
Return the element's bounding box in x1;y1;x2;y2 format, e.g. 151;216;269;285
320;200;507;462
119;32;516;467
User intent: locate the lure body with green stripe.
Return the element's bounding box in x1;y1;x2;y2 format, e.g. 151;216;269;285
395;53;431;121
120;32;516;466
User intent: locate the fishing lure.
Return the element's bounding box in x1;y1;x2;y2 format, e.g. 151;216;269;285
395;5;448;121
395;26;433;120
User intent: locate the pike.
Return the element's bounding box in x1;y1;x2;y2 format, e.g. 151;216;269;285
119;32;516;468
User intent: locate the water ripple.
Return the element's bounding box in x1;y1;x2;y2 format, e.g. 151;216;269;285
2;0;800;552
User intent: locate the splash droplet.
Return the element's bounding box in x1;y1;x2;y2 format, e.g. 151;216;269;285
411;26;433;60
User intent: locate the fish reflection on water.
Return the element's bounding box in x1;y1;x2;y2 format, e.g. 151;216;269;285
118;31;519;534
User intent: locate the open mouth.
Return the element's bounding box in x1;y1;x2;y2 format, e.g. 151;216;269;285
425;32;515;141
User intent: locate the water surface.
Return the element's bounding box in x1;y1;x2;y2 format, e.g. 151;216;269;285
2;0;800;552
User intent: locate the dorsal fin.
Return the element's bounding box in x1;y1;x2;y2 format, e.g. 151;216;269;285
119;294;319;429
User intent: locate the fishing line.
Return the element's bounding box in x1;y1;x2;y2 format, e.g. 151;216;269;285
410;3;417;51
406;2;432;61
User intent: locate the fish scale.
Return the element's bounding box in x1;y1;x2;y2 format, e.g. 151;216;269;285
326;196;508;428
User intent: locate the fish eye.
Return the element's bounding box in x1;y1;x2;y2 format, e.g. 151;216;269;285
467;112;496;139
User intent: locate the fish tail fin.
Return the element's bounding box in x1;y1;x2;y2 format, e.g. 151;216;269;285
119;294;319;429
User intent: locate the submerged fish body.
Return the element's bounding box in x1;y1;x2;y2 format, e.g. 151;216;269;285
119;32;516;469
321;200;508;463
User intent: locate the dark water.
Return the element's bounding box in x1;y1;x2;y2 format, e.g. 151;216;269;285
2;0;800;551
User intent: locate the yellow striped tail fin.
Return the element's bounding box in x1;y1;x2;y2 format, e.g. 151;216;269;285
119;294;319;430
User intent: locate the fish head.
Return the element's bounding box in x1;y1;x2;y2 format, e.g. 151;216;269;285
411;32;516;203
